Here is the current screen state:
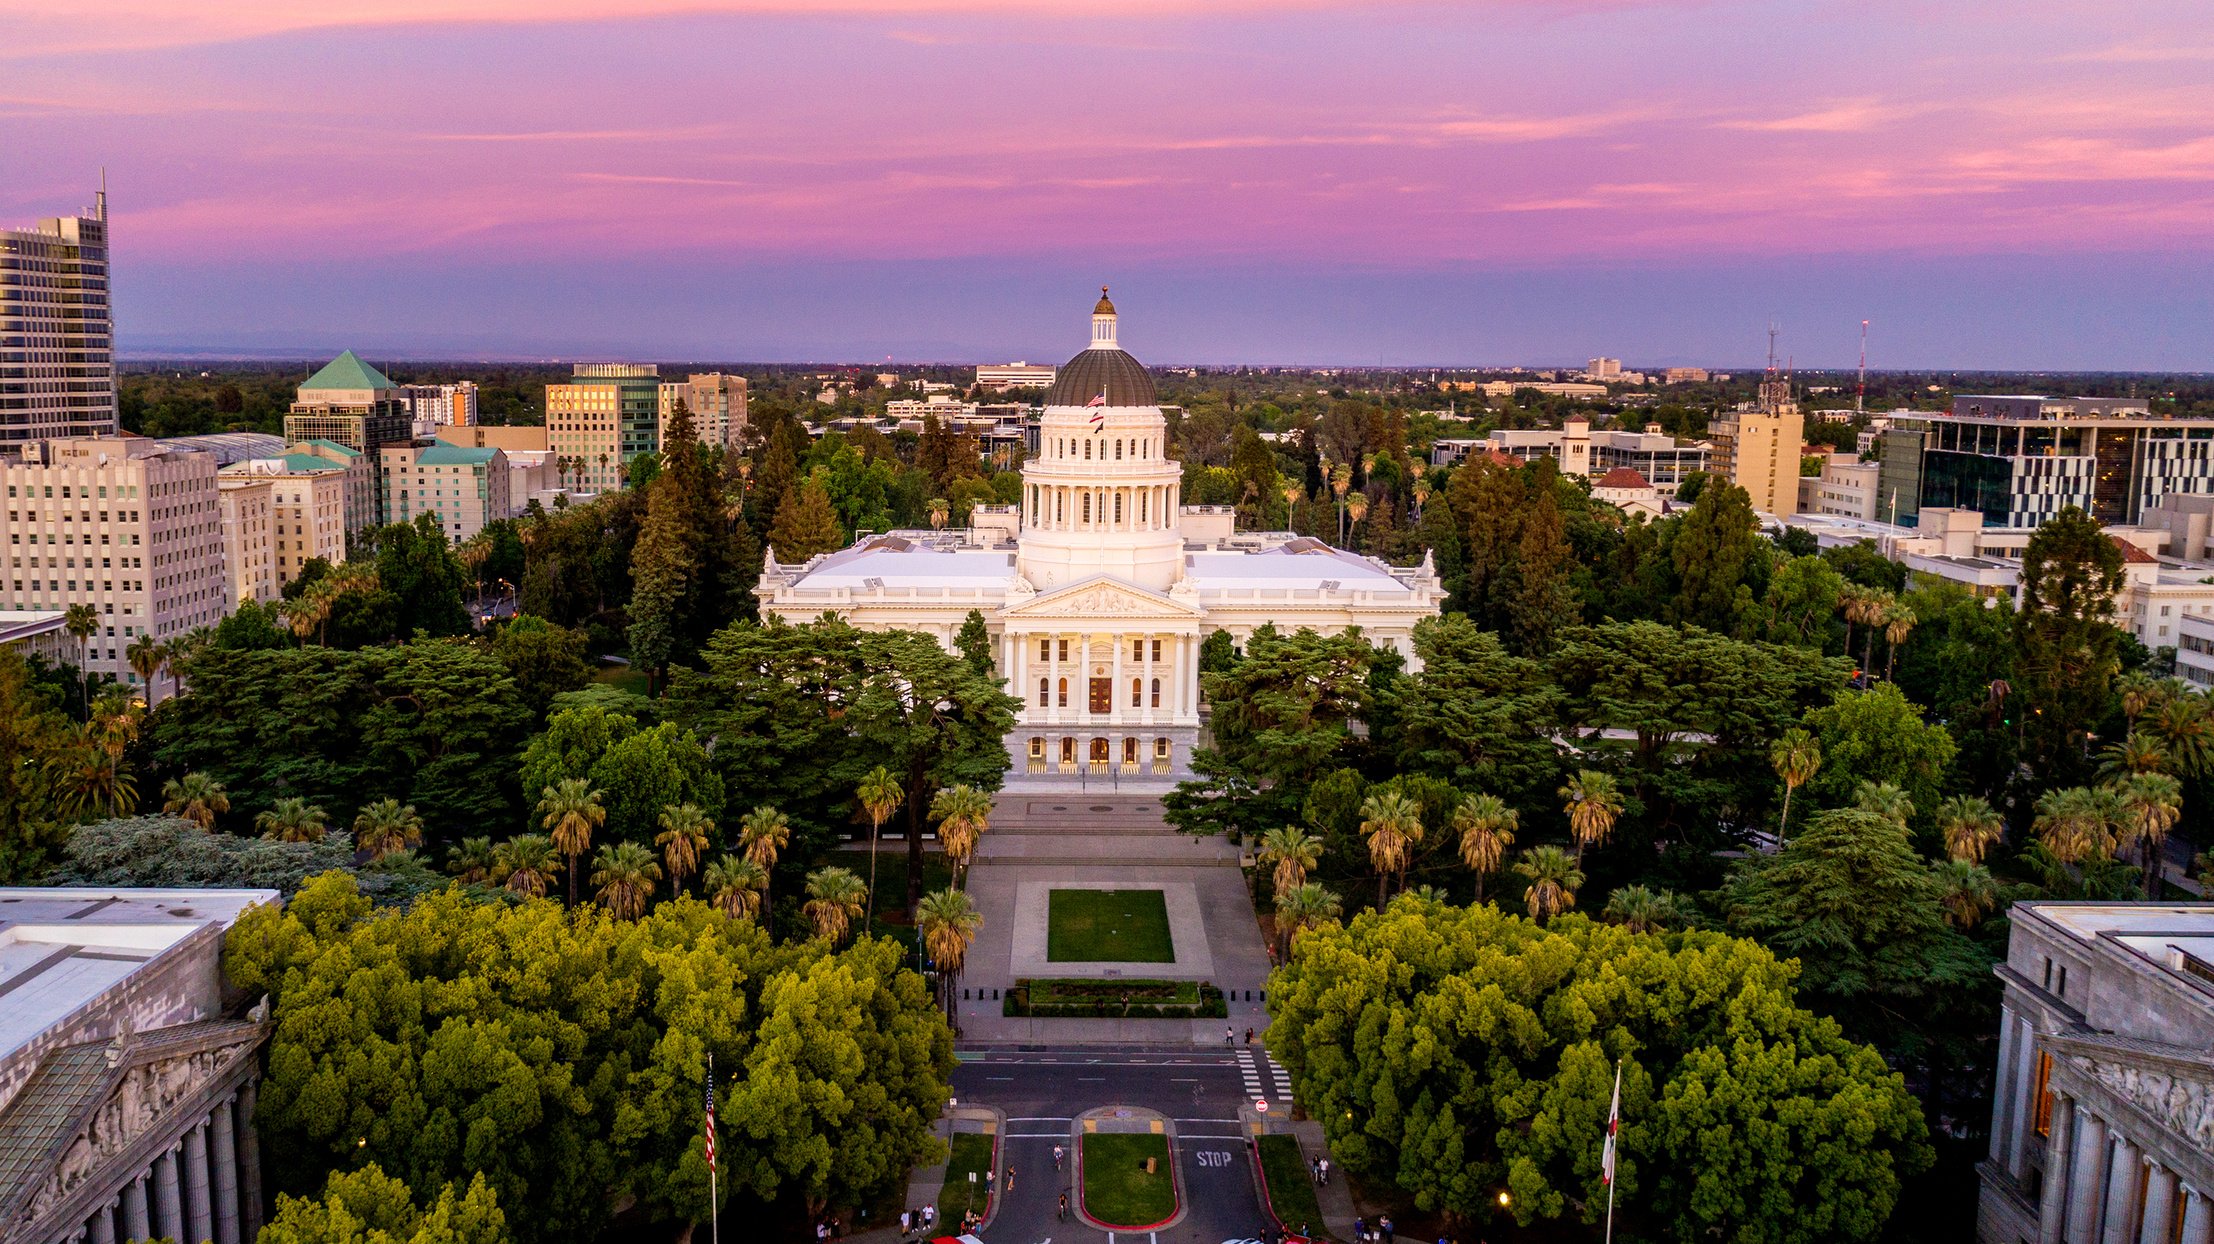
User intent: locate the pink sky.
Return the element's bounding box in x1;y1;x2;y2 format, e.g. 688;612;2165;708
4;0;2212;361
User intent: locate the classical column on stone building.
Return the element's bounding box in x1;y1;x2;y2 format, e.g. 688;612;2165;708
2182;1185;2214;1244
87;1199;116;1244
184;1117;215;1244
2100;1132;2142;1244
2065;1111;2110;1242
120;1173;150;1244
239;1077;265;1241
2038;1093;2074;1244
2141;1164;2178;1244
211;1092;242;1244
152;1145;184;1242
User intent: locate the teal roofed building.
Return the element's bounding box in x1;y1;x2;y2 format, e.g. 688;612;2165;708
285;352;411;523
297;350;398;397
381;440;511;545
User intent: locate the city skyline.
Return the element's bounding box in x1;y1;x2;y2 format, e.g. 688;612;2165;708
7;0;2214;365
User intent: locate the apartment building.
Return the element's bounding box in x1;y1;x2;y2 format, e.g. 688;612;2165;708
1662;367;1710;384
1797;452;1882;521
659;373;747;450
1;190;117;453
282;353;411;524
381;442;510;542
1709;376;1805;516
547;364;660;491
290;439;375;537
0;438;228;686
221;455;349;583
402;381;479;429
216;477;277;605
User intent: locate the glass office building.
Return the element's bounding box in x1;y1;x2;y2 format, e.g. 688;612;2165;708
1880;396;2214;529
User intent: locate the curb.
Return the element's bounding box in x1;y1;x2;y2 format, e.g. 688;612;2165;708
1071;1108;1186;1233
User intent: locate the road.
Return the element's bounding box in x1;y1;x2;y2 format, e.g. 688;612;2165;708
951;1047;1287;1244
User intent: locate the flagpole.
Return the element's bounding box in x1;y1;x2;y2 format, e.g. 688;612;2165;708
709;1052;720;1244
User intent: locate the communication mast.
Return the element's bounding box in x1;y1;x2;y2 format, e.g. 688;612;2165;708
1857;319;1869;415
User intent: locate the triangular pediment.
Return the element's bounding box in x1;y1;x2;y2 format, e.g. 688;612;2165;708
1001;575;1202;620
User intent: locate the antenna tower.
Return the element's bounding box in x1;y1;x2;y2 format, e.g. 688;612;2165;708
1857;319;1868;415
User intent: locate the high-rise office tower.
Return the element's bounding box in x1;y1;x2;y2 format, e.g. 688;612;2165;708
548;364;661;492
1;189;118;454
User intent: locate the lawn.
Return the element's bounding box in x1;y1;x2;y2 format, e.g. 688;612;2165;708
936;1132;995;1226
1081;1132;1177;1228
1255;1134;1328;1238
590;664;652;697
1047;888;1175;962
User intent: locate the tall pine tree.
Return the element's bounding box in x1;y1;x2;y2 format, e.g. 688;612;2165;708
770;475;845;563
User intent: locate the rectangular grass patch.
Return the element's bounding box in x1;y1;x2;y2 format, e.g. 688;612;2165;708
1047;888;1174;962
936;1131;995;1226
1256;1133;1327;1236
1081;1132;1177;1228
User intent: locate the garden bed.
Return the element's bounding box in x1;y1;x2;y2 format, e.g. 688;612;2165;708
1254;1134;1329;1239
1080;1132;1178;1229
1003;977;1227;1018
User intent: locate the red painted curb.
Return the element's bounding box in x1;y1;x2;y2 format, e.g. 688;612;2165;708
1073;1129;1183;1233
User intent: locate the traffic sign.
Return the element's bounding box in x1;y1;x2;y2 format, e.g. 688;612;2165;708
1255;1098;1270;1114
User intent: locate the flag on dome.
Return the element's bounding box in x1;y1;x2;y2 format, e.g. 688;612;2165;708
1601;1060;1621;1186
1088;390;1107;426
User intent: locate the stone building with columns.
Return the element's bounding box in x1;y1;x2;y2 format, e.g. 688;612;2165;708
756;290;1445;783
0;887;278;1244
1978;901;2214;1244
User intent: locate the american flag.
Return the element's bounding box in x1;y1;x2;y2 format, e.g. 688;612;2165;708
1087;390;1107;425
703;1062;718;1172
1600;1061;1621;1186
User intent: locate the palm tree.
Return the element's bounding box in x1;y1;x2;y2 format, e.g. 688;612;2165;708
927;498;950;529
704;855;769;923
88;687;140;761
48;740;136;819
2033;786;2118;866
1257;826;1325;898
1452;794;1517;903
1358;789;1425;907
1514;845;1584;924
537;778;607;906
1603;884;1685;933
1559;769;1624;862
930;785;993;884
1768;730;1821;839
738;805;792;922
62;603;98;713
1845;587;1894;680
1881;600;1917;681
591;841;663;919
256;796;328;842
1853;780;1914;827
916;887;984;1020
1935;859;2000;929
2118;673;2162;729
160;772;229;829
495;834;561;898
125;635;168;707
352;798;424;861
655;803;713;895
2098;733;2170;781
856;766;903;925
803;866;868;943
1273;882;1343;959
450;836;497;884
2112;771;2183;897
2144;692;2214;778
1935;795;2006;864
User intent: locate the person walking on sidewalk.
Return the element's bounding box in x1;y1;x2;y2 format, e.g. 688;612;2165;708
1058;1192;1068;1221
1225;1025;1235;1046
1245;1027;1255;1046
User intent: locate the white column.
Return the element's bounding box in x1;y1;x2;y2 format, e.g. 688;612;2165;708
2039;1094;2074;1244
212;1093;241;1244
1990;1012;2021;1167
153;1146;184;1243
239;1078;263;1241
185;1119;214;1244
2007;1015;2038;1174
2101;1133;2142;1244
2183;1185;2214;1244
2141;1165;2178;1244
1112;631;1124;725
2067;1111;2110;1243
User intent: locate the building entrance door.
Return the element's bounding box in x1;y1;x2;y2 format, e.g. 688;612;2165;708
1089;677;1112;714
1089;737;1109;772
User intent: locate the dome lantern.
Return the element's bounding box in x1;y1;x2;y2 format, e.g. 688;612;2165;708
1091;286;1118;349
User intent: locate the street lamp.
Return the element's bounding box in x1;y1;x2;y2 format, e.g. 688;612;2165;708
1497;1191;1511;1209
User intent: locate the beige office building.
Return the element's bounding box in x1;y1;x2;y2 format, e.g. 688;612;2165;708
660;373;748;450
1;438;229;686
221;454;349;583
381;442;511;543
290;439;375;538
217;478;278;605
1709;376;1805;516
547;364;660;492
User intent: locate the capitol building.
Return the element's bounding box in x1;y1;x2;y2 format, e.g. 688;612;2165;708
757;291;1445;784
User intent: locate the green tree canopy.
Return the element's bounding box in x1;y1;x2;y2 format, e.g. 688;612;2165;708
1266;900;1931;1241
226;873;955;1243
259;1164;505;1244
1387;614;1564;807
1799;682;1959;818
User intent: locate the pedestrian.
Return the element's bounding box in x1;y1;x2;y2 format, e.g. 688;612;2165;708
1310;1156;1320;1183
920;1204;933;1230
985;1168;996;1192
1381;1213;1395;1242
898;1209;910;1237
1355;1215;1365;1241
1053;1143;1065;1171
1004;1165;1016;1194
1058;1192;1069;1221
1245;1027;1255;1046
1320;1156;1331;1184
1226;1024;1235;1046
1296;1223;1309;1240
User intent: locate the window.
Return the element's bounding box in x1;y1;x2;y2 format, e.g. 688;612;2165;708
1123;737;1138;764
1029;737;1044;759
1058;639;1069;662
1060;737;1076;764
1089;677;1112;713
1132;639;1144;662
1038;678;1049;706
1155;737;1171;759
1151;677;1161;707
1114;494;1123;523
2031;1051;2054;1136
1040;638;1052;661
1082;495;1091;522
1057;677;1068;707
1131;678;1142;707
1151;639;1161;662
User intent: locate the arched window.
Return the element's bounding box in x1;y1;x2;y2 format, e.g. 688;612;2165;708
1084;440;1092;460
1038;678;1049;706
1115;439;1124;460
1130;678;1142;707
1055;492;1064;522
1082;494;1092;523
1123;737;1139;764
1151;677;1161;707
1114;494;1123;523
1057;677;1068;707
1139;492;1148;522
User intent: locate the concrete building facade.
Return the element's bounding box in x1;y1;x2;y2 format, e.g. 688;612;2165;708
548;364;660;492
220;456;349;584
380;442;510;542
216;478;277;606
0;191;117;454
977;362;1058;391
1;438;228;685
1976;902;2214;1244
1708;375;1805;516
658;373;747;450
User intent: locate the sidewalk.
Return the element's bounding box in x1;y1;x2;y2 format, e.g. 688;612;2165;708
1289;1119;1360;1242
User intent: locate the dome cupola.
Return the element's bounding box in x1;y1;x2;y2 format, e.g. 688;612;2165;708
1045;286;1157;407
